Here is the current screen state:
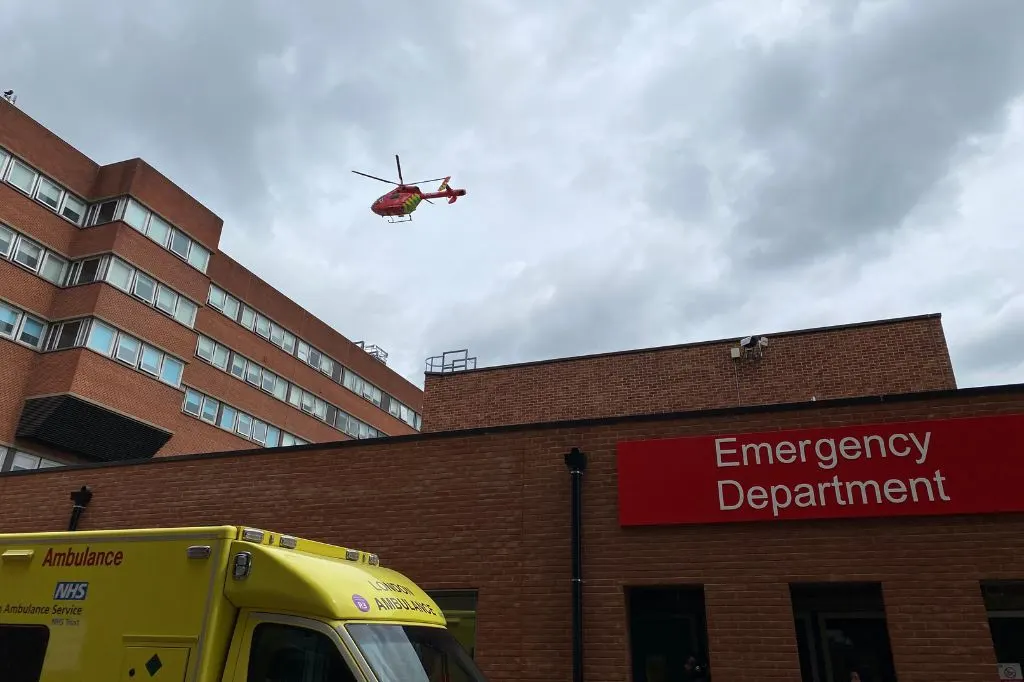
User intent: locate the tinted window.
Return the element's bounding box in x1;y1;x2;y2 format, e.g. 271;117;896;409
247;622;356;682
0;624;50;681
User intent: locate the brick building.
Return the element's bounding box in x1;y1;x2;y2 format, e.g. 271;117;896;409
3;311;1024;682
0;98;424;474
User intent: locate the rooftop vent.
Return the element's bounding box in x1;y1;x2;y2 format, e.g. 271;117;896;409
425;349;477;374
354;341;388;365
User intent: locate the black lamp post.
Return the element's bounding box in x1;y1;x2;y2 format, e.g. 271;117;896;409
68;485;93;531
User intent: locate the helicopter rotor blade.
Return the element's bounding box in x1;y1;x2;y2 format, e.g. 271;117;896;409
352;170;397;185
395;155;404;185
405;177;447;185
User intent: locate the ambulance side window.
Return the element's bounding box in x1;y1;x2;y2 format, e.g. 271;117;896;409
247;622;357;682
0;624;50;682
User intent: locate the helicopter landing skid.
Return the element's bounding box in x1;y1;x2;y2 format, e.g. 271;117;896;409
385;214;412;224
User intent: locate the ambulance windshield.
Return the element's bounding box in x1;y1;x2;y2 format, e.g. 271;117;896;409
345;623;488;682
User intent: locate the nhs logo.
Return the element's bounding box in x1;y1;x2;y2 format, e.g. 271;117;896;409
53;582;89;600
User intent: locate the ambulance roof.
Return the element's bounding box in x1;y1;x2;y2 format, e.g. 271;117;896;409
227;526;446;626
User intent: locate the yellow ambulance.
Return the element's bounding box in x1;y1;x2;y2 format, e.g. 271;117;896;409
0;524;489;682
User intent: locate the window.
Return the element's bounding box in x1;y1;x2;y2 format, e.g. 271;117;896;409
197;336;216;362
200;395;219;423
159;356;184;387
94;199;119;224
0;224;12;256
6;160;37;193
105;258;134;291
252;419;269;444
240;306;256;330
224;296;239;320
155;285;177;315
115;334;141;365
790;583;897;682
272;378;288;401
0;303;19;336
147;215;171;246
212;344;229;370
51;320;83;350
270;323;285;346
12;238;42;270
428;591;480;659
218;405;237;431
85;320;117;356
346;623;488;682
260;370;277;394
61;195;86;224
209;286;227;309
235;412;253;438
0;624;51;682
169;229;190;259
18;316;45;347
76;257;103;284
123;198;149;231
266;425;281;447
255;314;271;339
246;622;356;682
173;298;197;327
230;354;246;379
183;388;203;416
187;243;210;272
245;361;261;386
10;452;41;471
133;271;156;303
39;252;67;285
35;177;62;210
139;345;162;375
282;331;296;354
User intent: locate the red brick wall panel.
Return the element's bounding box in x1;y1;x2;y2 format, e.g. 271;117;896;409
126;160;222;251
0;100;99;195
89;159;137;199
0;341;36;442
1;391;1022;682
0;258;60;319
422;315;959;432
0;182;80;253
21;344;80;397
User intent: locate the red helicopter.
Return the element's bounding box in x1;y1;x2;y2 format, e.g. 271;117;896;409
352;155;467;223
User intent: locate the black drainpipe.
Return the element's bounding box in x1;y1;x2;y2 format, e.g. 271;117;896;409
564;447;587;682
68;485;93;531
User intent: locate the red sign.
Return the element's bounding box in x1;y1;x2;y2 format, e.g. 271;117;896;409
616;413;1024;526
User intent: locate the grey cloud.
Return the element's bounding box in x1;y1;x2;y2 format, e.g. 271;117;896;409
646;0;1024;271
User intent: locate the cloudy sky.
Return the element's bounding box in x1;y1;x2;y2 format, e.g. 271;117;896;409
4;0;1023;389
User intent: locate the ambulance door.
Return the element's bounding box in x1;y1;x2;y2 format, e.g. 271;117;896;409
225;612;371;682
120;645;191;681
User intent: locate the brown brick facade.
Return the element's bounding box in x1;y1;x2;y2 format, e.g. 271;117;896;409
0;98;423;467
421;314;958;432
0;387;1021;682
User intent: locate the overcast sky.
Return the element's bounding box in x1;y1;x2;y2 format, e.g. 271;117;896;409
3;0;1023;389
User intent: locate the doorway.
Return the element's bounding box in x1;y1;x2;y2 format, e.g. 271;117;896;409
626;586;710;682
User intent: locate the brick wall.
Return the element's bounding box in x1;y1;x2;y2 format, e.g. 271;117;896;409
1;387;1021;682
421;314;958;432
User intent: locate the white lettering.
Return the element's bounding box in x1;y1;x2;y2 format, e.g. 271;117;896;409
742;442;773;466
775;441;797;464
715;470;951;518
839;437;862;460
910;432;931;465
889;433;911;457
715;438;739;468
718;480;744;510
816;439;838;470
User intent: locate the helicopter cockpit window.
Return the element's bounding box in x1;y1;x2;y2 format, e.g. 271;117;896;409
389;191;402;199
